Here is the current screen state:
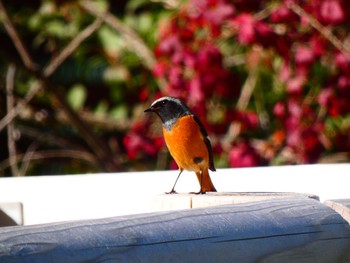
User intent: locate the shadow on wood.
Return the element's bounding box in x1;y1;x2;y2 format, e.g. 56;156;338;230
0;197;349;262
153;192;319;210
0;203;23;226
325;199;350;224
0;210;17;227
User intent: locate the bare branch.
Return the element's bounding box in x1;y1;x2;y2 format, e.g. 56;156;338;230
0;81;43;132
0;1;43;132
80;0;168;92
287;2;350;58
43;14;105;78
0;150;98;173
19;141;40;176
0;0;38;71
236;69;258;111
17;125;89;151
6;64;19;176
56;109;130;132
80;0;156;69
223;69;259;147
151;0;180;9
0;1;121;171
50;89;121;171
0;12;105;132
40;11;123;171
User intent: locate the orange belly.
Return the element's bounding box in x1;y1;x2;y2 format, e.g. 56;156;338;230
163;115;209;172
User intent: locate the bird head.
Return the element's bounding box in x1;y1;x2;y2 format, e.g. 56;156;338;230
144;97;191;129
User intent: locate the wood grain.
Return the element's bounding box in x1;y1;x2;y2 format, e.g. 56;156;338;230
0;197;349;262
325;199;350;224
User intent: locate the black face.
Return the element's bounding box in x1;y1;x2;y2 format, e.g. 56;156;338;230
144;97;191;127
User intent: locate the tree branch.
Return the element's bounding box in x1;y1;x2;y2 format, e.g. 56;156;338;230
0;150;98;173
0;81;43;132
0;9;105;132
0;2;121;171
224;69;259;147
287;2;350;58
42;13;105;78
50;88;121;171
0;0;38;71
80;0;155;69
6;64;19;176
80;0;168;92
18;141;40;176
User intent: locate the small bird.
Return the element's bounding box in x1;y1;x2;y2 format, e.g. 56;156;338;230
144;97;216;194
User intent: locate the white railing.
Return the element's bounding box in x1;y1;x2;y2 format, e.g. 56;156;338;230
0;164;349;225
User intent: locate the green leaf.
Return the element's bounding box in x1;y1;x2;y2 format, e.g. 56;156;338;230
94;101;109;116
46;20;75;38
103;66;129;84
126;0;150;12
67;84;87;110
97;25;124;54
110;105;128;120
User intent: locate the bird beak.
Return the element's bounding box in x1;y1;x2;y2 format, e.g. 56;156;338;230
144;107;153;113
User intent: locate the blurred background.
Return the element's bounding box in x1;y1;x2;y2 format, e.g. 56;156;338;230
1;0;350;177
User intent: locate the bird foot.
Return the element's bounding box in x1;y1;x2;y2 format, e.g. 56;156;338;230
190;191;206;195
166;189;178;194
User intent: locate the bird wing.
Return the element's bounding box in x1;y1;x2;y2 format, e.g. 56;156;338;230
192;115;216;172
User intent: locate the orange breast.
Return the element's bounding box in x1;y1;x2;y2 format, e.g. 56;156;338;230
163;115;209;172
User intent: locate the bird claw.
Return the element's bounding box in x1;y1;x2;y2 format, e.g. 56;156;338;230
190;191;206;195
166;189;178;194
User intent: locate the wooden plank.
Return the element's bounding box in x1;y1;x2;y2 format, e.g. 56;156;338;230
153;192;319;210
0;164;349;225
324;199;350;224
0;203;23;226
0;197;349;262
0;210;17;227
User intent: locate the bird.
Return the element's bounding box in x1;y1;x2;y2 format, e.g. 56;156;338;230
144;96;216;194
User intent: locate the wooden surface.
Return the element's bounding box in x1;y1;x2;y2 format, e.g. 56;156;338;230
0;197;349;263
0;164;349;225
324;199;350;224
0;210;17;227
153;192;319;210
0;203;22;226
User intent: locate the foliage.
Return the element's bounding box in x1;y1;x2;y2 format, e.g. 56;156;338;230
150;0;350;167
0;0;349;176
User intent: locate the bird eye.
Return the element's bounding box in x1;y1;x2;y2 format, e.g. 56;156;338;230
161;100;168;105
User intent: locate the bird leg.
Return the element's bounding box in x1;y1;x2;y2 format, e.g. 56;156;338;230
166;168;184;194
191;170;206;195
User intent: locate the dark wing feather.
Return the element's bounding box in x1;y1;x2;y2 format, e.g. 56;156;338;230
192;115;216;171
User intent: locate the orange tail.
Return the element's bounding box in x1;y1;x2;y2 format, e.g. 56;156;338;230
196;169;216;193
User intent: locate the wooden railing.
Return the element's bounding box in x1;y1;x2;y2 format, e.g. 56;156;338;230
0;196;350;262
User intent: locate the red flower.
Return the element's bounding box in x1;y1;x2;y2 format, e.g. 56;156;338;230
286;76;305;94
204;0;235;25
123;134;159;160
295;44;315;68
270;4;297;23
335;130;350;151
155;35;180;56
230;13;255;44
335;52;350;74
123;121;164;160
318;87;333;107
320;0;345;25
152;61;167;77
273;102;286;119
229;140;261;167
302;126;324;163
233;111;259;130
188;76;205;103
